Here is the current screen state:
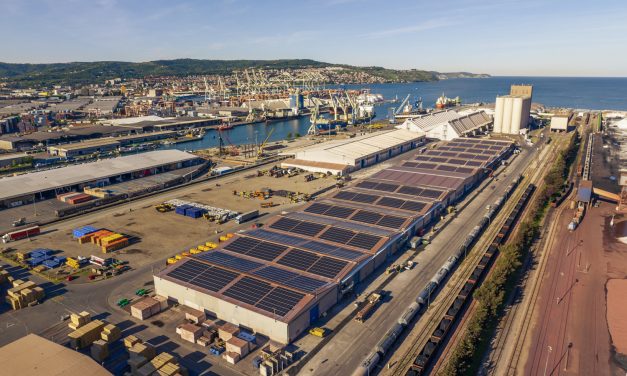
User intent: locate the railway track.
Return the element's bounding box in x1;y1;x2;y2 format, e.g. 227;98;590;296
389;137;561;376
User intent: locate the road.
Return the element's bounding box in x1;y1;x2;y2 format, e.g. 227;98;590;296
299;143;538;376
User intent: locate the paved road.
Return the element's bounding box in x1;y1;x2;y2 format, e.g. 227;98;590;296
300;145;538;376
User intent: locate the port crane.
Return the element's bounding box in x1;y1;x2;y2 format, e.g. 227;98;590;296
394;94;411;115
256;127;275;160
307;96;326;135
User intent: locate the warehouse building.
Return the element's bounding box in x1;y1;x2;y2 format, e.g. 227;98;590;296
48;138;121;157
0;150;202;209
550;113;571;132
280;129;426;175
154;138;513;344
0;334;111;376
397;110;493;141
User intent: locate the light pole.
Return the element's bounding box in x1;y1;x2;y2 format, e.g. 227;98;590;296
543;346;552;376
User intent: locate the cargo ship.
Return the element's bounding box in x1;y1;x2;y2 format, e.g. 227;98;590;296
435;93;461;109
316;118;347;132
217;123;234;131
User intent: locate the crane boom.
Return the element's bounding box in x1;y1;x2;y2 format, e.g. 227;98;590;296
394;94;411;115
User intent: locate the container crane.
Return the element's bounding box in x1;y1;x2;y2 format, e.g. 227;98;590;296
394;94;411;115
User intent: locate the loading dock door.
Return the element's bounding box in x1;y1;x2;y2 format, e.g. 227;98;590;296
309;304;319;323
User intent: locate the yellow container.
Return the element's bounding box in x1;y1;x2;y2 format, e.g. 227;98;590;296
181;252;190;257
175;254;183;260
219;236;228;242
190;249;201;254
167;258;178;265
226;233;234;239
205;242;217;249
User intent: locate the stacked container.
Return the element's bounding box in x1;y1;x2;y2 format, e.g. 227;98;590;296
73;226;98;239
185;207;206;219
66;193;94;205
175;205;191;216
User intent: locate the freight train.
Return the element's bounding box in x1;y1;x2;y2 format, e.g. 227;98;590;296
351;175;526;376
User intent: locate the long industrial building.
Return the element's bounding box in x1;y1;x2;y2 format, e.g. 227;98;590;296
154;138;513;343
280;129;426;175
0;150;203;209
396;110;493;141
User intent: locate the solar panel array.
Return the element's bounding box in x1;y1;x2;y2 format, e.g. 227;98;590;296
246;229;365;260
355;179;445;201
269;216;383;250
402;161;476;175
223;237;288;261
304;202;409;229
222;276;306;316
276;248;349;279
333;190;430;214
166;259;238;292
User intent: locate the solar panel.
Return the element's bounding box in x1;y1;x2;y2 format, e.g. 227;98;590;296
398;186;421;196
438;165;456;172
323;205;355;219
351;192;378;203
246;229;303;247
289;276;328;292
402;161;419;168
167;259;238;292
334;191;356;201
255;287;305;317
277;249;319;272
195;251;263;272
376;183;400;192
290;221;325;237
378;215;406;229
377;197;404;209
351;210;383;224
304;203;333;215
302;240;364;260
448;158;465;165
356;181;377;189
223;276;272;306
308;257;348;279
249;242;288;261
348;233;381;249
223;237;287;262
270;217;300;232
420;189;442;198
457;167;473;174
401;201;427;212
253;265;299;284
320;227;355;244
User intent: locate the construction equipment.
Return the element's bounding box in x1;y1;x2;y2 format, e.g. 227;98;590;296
309;327;327;338
260;201;274;208
155;203;174;213
355;291;383;323
12;217;26;227
256;127;275;160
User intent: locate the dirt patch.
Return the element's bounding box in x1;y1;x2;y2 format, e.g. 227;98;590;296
606;279;627;355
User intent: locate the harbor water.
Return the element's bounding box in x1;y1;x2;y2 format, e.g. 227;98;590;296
167;76;627;151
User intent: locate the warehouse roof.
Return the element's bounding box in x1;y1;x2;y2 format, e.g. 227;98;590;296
0;150;199;201
48;138;121;151
285;129;424;165
0;334;111;376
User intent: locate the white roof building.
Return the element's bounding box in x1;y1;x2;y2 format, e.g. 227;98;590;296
397;110;493;141
281;129;425;175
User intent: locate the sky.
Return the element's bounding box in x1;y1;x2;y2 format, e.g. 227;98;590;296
2;0;627;76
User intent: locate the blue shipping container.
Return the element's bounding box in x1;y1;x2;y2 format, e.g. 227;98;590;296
175;205;191;215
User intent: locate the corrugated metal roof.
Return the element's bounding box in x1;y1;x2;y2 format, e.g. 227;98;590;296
0;150;199;201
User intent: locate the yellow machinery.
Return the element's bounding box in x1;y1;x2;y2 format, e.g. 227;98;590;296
309;327;326;338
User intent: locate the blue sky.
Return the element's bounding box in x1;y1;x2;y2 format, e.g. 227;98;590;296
2;0;627;76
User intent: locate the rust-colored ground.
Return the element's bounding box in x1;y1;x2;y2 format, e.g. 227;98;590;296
521;201;627;376
607;279;627;354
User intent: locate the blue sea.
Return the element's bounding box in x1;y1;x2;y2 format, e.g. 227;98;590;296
168;76;627;151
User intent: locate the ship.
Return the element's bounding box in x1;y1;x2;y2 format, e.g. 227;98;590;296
218;123;234;131
435;93;461;109
316;118;347;132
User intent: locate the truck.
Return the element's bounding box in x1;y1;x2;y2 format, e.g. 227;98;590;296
235;210;259;224
409;236;422;249
355;291;383;323
2;225;40;243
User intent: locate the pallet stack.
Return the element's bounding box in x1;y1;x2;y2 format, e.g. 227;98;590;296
67;319;106;349
0;266;9;284
90;339;109;362
6;279;45;310
100;323;121;343
68;311;91;330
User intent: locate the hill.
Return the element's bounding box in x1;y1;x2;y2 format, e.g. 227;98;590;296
0;59;489;88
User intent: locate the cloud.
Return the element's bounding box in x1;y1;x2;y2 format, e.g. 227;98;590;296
360;18;457;38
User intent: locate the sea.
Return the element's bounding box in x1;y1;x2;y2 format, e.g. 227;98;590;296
167;76;627;151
